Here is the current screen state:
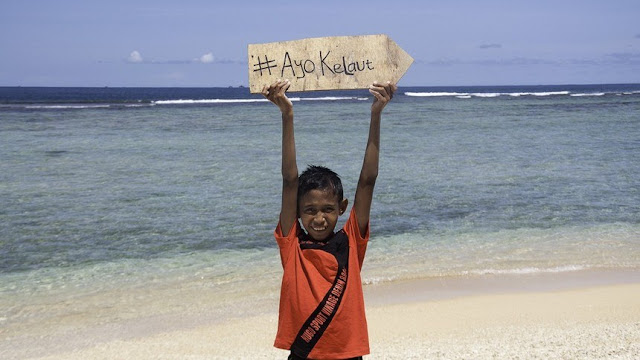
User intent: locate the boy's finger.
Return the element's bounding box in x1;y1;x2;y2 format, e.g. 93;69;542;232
261;85;271;98
371;85;389;100
278;79;290;92
383;81;397;99
369;88;384;101
382;83;392;99
370;88;389;102
369;83;385;92
276;80;289;95
369;89;384;101
388;82;397;98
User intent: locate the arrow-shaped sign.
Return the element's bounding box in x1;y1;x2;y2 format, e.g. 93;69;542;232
247;34;413;93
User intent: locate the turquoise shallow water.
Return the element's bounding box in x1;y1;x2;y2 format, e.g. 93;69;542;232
1;85;639;330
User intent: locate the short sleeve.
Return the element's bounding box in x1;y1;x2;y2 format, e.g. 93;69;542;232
343;208;369;268
274;220;300;267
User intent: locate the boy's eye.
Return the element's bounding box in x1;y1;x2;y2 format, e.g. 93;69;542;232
304;208;316;214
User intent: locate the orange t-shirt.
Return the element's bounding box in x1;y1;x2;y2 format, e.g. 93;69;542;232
274;209;370;359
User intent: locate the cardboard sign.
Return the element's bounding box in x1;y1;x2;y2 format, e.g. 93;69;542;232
247;34;413;93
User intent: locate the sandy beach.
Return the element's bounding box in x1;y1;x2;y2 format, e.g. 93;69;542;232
2;270;638;360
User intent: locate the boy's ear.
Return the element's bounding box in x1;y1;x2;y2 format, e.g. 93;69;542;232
339;198;348;215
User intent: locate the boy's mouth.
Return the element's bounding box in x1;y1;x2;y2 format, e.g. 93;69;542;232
312;226;327;232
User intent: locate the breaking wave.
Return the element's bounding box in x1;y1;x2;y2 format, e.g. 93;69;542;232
152;96;368;105
404;89;640;98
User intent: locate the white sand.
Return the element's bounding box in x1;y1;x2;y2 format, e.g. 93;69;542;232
7;277;638;360
367;284;640;359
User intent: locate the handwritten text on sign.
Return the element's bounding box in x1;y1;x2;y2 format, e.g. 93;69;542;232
247;35;413;93
251;51;375;79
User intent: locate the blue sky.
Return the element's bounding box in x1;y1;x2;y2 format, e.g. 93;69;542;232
1;0;639;87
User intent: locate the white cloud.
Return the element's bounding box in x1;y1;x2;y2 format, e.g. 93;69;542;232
199;52;215;63
479;43;502;49
124;51;219;65
127;50;143;63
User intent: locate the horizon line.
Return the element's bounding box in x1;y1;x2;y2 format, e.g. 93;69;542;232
2;82;640;89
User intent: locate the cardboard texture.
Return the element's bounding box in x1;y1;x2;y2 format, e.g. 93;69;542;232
248;34;413;93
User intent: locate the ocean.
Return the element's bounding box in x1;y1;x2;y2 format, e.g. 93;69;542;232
1;84;639;339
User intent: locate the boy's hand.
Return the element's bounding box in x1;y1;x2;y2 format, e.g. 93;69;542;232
369;81;397;114
262;79;293;115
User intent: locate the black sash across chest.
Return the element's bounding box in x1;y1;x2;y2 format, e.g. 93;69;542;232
291;230;350;359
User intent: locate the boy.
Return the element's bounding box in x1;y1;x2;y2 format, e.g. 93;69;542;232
262;79;396;359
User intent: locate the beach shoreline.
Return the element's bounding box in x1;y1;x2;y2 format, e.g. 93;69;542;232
364;267;640;305
3;268;638;359
3;84;639;359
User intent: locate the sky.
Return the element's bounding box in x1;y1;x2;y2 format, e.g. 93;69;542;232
1;0;639;87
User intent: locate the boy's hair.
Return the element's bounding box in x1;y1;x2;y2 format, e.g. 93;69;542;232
298;165;344;202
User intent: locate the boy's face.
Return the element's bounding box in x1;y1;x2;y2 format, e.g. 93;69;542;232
298;189;348;241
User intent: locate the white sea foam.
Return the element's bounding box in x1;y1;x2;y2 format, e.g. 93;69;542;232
405;92;469;97
570;92;606;97
465;265;588;276
153;98;269;105
25;104;112;109
361;265;593;287
406;91;571;98
298;96;369;101
505;91;570;97
362;276;399;285
471;92;500;98
526;91;569;96
124;103;156;107
152;96;367;105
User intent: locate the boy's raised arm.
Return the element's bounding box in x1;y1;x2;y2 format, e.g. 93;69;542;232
353;81;397;235
262;80;298;235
